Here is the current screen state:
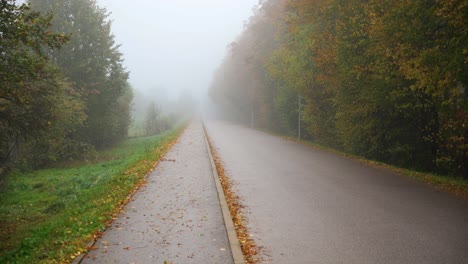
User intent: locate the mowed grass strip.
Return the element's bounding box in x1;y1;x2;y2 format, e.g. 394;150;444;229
0;126;184;263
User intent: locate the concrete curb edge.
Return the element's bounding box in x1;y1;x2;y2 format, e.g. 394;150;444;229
202;122;245;264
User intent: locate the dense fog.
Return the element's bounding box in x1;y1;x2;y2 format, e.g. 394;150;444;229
1;1;467;262
2;0;466;175
98;0;259;113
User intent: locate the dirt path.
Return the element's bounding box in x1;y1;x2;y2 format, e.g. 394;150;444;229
81;121;234;264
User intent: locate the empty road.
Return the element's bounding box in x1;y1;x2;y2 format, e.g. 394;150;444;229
204;120;468;264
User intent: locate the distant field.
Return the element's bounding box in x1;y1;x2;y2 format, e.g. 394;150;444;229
0;127;183;263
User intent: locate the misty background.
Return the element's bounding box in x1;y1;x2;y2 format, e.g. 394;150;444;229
0;0;263;174
98;0;258;101
3;0;465;175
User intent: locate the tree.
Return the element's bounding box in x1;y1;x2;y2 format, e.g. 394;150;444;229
0;0;85;175
30;0;133;148
364;0;467;174
144;102;160;136
210;1;283;130
210;0;466;176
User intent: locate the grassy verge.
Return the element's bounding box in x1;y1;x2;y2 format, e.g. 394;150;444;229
0;126;184;263
281;136;468;199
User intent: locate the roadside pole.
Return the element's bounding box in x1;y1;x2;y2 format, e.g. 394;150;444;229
251;110;254;129
298;95;301;141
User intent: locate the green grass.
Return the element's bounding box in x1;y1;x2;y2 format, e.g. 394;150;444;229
281;135;468;199
0;126;184;263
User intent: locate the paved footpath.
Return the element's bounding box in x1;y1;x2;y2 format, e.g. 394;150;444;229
81;121;233;264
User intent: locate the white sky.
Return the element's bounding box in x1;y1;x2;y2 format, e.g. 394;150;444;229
97;0;259;99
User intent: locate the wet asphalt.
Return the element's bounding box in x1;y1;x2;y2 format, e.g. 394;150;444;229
81;121;233;264
204;119;468;264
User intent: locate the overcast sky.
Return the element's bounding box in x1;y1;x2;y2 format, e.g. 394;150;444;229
96;0;259;99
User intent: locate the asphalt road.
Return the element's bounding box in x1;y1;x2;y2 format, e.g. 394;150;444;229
204;119;468;264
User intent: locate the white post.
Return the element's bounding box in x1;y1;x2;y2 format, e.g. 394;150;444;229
251;109;254;129
298;95;301;141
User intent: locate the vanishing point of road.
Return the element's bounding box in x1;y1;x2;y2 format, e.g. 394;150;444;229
204;119;468;264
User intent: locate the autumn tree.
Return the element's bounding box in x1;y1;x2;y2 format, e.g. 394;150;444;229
365;0;467;174
267;0;337;141
210;1;284;130
210;0;467;177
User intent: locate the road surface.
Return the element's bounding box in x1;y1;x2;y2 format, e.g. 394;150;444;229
204;119;468;264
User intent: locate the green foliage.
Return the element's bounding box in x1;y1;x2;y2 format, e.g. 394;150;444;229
1;0;135;180
0;127;182;263
1;0;134;174
210;0;467;177
30;0;133;148
0;0;86;174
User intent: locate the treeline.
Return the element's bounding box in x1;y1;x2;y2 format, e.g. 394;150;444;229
210;0;467;177
0;0;132;177
131;89;197;137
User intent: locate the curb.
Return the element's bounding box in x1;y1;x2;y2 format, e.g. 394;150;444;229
71;239;96;264
202;122;245;264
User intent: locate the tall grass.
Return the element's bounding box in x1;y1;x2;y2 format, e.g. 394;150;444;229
0;127;183;263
